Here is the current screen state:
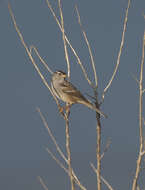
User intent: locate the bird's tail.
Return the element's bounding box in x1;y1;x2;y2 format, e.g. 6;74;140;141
79;100;107;118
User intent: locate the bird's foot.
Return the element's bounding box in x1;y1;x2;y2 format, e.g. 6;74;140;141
58;105;65;118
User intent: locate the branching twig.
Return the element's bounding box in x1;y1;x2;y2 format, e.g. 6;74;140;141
45;0;94;88
38;108;86;190
46;147;68;173
75;5;98;87
8;3;65;116
45;147;87;190
102;0;131;101
100;139;111;160
30;45;53;74
131;31;145;190
90;163;115;190
131;73;140;85
37;108;67;162
75;9;104;190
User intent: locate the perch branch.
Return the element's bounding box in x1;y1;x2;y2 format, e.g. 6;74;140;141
65;106;76;190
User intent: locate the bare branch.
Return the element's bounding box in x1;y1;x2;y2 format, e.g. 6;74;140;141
46;148;87;190
96;117;102;190
139;31;145;148
46;147;68;173
131;73;140;85
64;107;76;190
90;163;115;190
38;108;86;190
132;31;145;190
102;0;131;100
8;3;61;110
75;5;98;87
37;176;48;190
100;139;111;160
58;0;70;78
142;89;145;93
37;108;67;162
30;45;53;74
45;0;94;87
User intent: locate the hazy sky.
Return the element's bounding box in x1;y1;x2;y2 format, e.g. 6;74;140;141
0;0;145;189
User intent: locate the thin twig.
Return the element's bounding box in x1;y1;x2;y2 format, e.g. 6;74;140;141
58;0;70;78
102;0;131;101
45;0;94;87
91;163;115;190
37;108;67;162
131;73;140;85
37;176;48;190
132;31;145;190
46;148;87;190
38;108;86;190
46;147;68;173
100;139;111;160
30;45;53;74
75;5;98;87
139;32;145;147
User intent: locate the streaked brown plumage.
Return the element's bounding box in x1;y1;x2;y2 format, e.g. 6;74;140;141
51;70;107;118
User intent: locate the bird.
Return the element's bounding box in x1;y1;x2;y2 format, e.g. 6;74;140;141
51;70;107;118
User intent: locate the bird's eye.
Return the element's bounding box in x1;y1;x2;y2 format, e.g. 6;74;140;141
56;71;65;76
58;71;62;75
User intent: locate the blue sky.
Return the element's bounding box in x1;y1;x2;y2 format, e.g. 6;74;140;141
0;0;145;189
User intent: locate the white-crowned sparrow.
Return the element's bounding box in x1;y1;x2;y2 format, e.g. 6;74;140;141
51;70;106;118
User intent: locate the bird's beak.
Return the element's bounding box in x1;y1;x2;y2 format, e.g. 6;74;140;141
62;73;67;78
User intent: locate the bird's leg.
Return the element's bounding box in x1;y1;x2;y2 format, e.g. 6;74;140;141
58;104;71;119
58;104;64;113
58;104;65;118
65;103;71;118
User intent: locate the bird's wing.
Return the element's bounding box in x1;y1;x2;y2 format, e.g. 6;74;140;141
61;81;87;101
